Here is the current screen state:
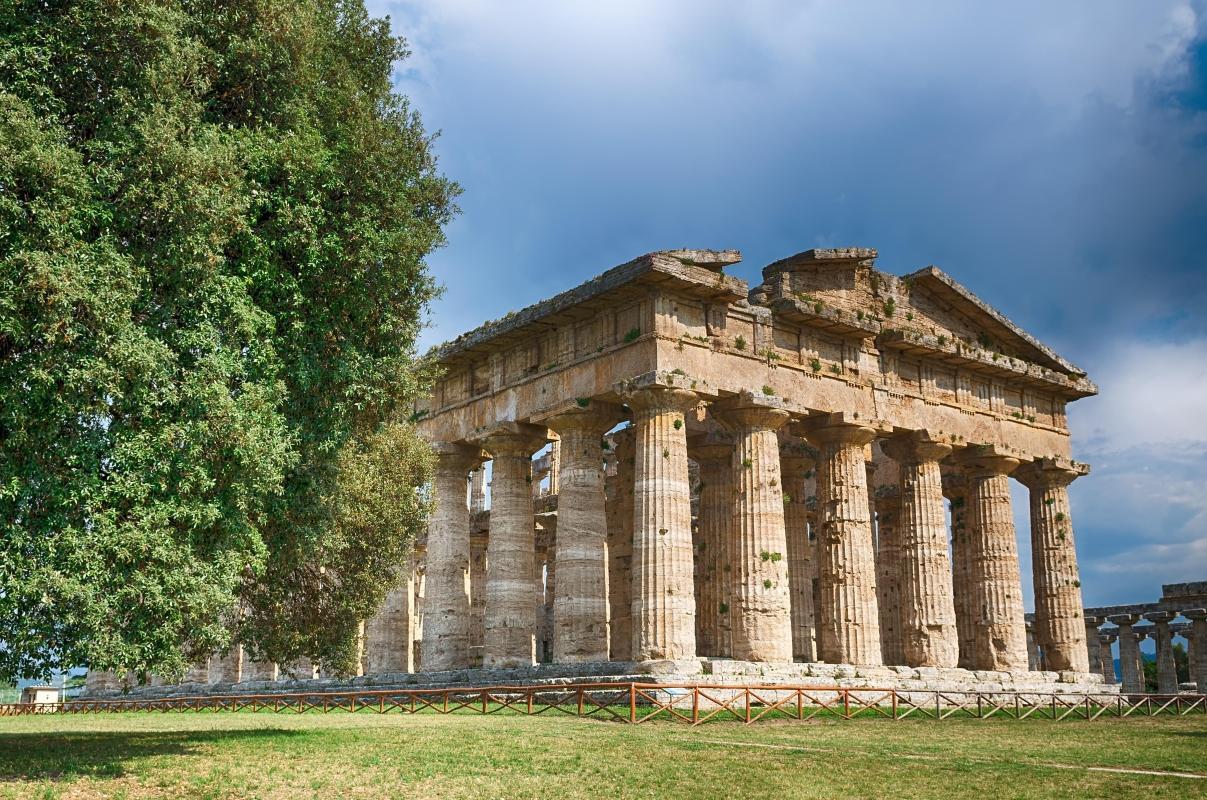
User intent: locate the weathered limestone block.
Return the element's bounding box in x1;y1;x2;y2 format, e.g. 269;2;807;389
1185;609;1207;694
1109;614;1143;693
242;660;278;682
780;441;816;662
714;395;794;663
184;658;211;684
606;428;636;660
802;414;883;666
363;560;418;675
423;442;485;671
958;447;1029;673
942;472;976;669
872;485;904;666
1016;458;1090;673
1145;611;1178;694
694;441;736;658
214;647;242;684
623;384;700;663
883;433;959;668
476;425;547;669
539;401;624;663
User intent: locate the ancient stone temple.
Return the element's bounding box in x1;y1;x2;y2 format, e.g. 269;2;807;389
403;247;1097;678
88;247;1117;696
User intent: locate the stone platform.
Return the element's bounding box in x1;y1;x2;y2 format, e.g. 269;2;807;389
84;659;1114;700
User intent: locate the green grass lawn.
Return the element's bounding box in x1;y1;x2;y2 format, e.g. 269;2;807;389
0;710;1204;799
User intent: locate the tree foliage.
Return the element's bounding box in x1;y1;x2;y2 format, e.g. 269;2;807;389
0;0;454;681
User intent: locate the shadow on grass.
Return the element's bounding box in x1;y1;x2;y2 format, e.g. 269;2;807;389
0;727;306;783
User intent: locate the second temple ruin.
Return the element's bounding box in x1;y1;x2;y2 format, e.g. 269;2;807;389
87;247;1207;696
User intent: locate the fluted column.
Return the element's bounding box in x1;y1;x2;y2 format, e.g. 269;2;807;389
1110;614;1143;692
942;473;975;669
882;434;959;668
872;486;904;666
541;402;623;663
714;396;793;663
1146;612;1178;694
607;428;636;660
781;444;816;662
363;559;418;674
184;657;211;684
468;529;488;665
695;441;736;658
1098;632;1117;684
476;426;546;669
957;447;1028;672
469;468;487;513
1016;459;1090;672
84;670;121;694
624;385;700;663
423;442;484;671
214;647;242;683
1185;610;1207;694
802;415;882;666
242;659;278;682
1083;616;1102;675
1025;622;1040;670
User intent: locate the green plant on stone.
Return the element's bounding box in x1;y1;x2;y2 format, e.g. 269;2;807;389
763;579;773;589
884;298;896;317
810;358;822;373
576;397;591;408
762;385;776;396
673;418;683;430
735;335;747;351
624;327;641;343
829;363;841;375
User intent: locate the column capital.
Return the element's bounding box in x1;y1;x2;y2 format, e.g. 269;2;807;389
690;440;735;464
532;398;626;436
471;422;549;458
881;431;953;465
431;441;488;474
1144;610;1177;625
798;412;883;448
712;392;792;434
1014;457;1089;489
1183;608;1207;621
954;444;1021;477
617;370;716;415
1083;614;1102;626
1108;613;1141;627
1099;631;1117;643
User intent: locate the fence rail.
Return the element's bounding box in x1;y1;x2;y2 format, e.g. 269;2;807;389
2;684;1204;724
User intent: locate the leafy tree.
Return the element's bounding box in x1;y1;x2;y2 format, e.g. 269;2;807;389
0;0;454;682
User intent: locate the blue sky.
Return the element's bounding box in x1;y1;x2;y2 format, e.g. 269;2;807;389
367;1;1207;613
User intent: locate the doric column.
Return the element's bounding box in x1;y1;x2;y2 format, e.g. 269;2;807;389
693;441;734;658
468;528;488;665
714;395;793;663
1016;458;1090;673
873;486;904;666
214;647;242;683
802;414;883;666
363;559;418;674
469;468;487;513
882;434;959;668
548;438;562;495
1082;615;1102;675
1025;622;1040;671
1098;632;1117;684
1185;609;1207;694
957;446;1028;673
242;659;278;682
942;472;975;669
84;670;121;695
475;425;547;669
422;441;484;671
1146;611;1178;694
184;657;211;684
622;383;701;663
606;428;636;660
780;442;817;662
538;401;623;663
1109;614;1143;692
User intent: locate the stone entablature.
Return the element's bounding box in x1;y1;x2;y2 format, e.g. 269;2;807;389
418;248;1095;461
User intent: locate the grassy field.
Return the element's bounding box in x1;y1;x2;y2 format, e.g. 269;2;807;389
0;710;1204;799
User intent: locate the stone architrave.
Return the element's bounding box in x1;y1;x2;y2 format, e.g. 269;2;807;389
621;381;702;664
422;441;485;671
1185;609;1207;694
957;446;1028;673
1109;614;1143;693
695;440;736;658
1016;458;1090;673
1097;632;1118;684
606;428;636;660
537;401;624;663
780;441;817;663
942;472;976;669
363;559;418;674
1145;611;1178;694
714;394;794;663
801;414;883;666
475;424;548;669
882;433;959;668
